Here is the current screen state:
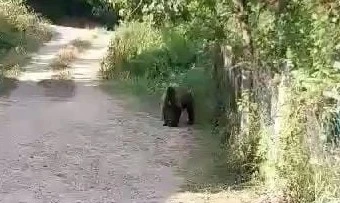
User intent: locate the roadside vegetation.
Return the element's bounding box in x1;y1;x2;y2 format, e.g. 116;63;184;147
0;0;52;76
99;0;340;202
50;38;92;70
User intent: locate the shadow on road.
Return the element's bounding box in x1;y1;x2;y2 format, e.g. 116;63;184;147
0;76;77;100
98;80;253;197
0;77;19;98
37;78;76;98
55;17;102;29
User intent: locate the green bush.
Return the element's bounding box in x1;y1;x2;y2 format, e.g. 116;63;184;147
101;21;162;79
101;21;197;88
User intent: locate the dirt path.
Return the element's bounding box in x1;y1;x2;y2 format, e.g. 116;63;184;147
0;25;197;203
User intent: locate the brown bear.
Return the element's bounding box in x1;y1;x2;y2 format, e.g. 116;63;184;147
160;86;195;127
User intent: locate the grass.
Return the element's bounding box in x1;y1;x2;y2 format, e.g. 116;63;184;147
313;149;340;203
51;69;72;80
0;0;52;74
50;45;78;69
100;21;163;80
50;38;92;70
70;38;92;50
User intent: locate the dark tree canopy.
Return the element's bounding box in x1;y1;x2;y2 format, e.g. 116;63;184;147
26;0;118;28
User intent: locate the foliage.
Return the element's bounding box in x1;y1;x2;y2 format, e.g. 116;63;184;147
26;0;118;29
101;21;197;89
103;0;190;26
100;21;162;80
100;0;340;201
0;0;51;71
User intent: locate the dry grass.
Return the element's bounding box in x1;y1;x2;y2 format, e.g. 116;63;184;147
70;38;92;50
50;38;92;70
50;46;76;69
0;1;52;76
51;69;73;80
0;48;28;74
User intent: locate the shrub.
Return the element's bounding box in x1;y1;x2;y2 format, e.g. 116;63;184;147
101;21;197;89
0;0;52;71
101;21;163;80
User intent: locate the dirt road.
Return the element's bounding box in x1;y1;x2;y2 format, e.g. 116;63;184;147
0;25;196;203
